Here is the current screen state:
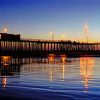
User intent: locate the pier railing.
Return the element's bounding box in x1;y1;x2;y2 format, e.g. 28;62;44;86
0;39;100;56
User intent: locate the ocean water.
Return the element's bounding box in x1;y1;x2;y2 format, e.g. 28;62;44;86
0;55;100;100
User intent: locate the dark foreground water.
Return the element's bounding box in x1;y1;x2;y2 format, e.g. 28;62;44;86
0;55;100;100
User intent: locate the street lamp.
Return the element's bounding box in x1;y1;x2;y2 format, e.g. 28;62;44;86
83;23;89;43
50;32;54;41
3;27;8;33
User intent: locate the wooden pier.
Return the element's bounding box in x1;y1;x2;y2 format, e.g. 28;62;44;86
0;33;100;57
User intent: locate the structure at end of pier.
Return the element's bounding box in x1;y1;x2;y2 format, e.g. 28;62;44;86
0;33;20;41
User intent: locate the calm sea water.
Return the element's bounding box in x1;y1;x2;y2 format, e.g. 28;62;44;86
0;55;100;100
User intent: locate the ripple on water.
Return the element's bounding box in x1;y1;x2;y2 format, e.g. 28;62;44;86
0;57;100;100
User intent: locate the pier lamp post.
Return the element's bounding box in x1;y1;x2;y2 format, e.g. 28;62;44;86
61;34;65;41
84;23;89;43
50;32;54;41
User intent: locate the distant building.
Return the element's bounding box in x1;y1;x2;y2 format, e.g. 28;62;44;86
0;33;20;41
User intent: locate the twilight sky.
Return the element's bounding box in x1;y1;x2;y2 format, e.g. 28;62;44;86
0;0;100;41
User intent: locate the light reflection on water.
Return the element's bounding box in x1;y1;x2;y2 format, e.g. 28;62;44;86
0;55;100;99
80;57;94;91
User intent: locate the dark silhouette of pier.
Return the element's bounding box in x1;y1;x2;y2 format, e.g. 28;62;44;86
0;33;100;57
